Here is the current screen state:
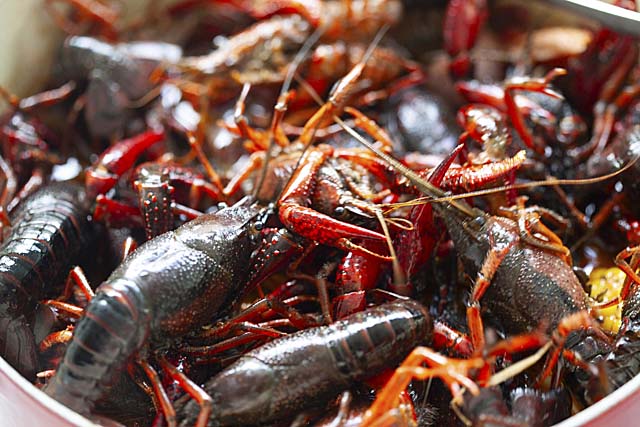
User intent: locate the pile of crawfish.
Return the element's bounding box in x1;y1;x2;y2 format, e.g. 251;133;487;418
4;0;640;426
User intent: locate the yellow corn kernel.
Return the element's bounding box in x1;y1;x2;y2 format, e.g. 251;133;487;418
589;267;626;333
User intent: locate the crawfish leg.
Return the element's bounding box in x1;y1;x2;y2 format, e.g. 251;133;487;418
41;267;93;320
503;68;567;156
343;107;395;151
615;246;640;303
233;84;272;151
230;84;292;152
467;234;517;353
39;327;74;354
362;347;482;427
159;356;212;427
538;312;607;385
138;358;177;427
222;152;265;197
181;330;273;361
186;133;224;194
511;211;572;265
59;266;94;303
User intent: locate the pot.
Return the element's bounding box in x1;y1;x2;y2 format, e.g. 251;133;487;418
0;1;639;426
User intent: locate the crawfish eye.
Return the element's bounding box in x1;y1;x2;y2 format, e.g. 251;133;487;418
253;221;264;231
334;206;346;217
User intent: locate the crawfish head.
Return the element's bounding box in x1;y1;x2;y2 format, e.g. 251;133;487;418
443;211;589;335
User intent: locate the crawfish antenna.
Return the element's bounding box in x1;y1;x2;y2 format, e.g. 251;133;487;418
281;25;325;98
252;25;324;199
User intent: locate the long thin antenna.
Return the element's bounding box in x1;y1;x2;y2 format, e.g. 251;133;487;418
252;25;325;198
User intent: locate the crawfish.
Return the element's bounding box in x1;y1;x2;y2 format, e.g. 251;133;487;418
44;197;295;416
347;123;608;358
178;15;311;84
0;183;96;381
61;35;181;139
178;299;431;427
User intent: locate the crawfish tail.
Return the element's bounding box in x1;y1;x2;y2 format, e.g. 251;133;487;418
44;281;149;415
180;299;432;427
0;183;94;380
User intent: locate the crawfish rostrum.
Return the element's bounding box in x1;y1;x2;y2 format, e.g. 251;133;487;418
3;1;640;426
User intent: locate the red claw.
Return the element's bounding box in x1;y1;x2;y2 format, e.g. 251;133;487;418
85;129;165;199
279;204;387;252
277;147;388;256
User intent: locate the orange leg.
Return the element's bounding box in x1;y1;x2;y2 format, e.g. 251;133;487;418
39;327;74;353
537;311;607;384
364;390;417;427
232;83;273;151
517;213;571;264
41;266;94;316
503;68;567;156
222;151;265;197
467;234;517;353
187;132;224;193
362;346;483;427
614;246;640;304
343;107;395;152
40;301;84;319
138;358;177;427
228;84;293;152
498;202;571;264
159;356;213;427
59;266;94;302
